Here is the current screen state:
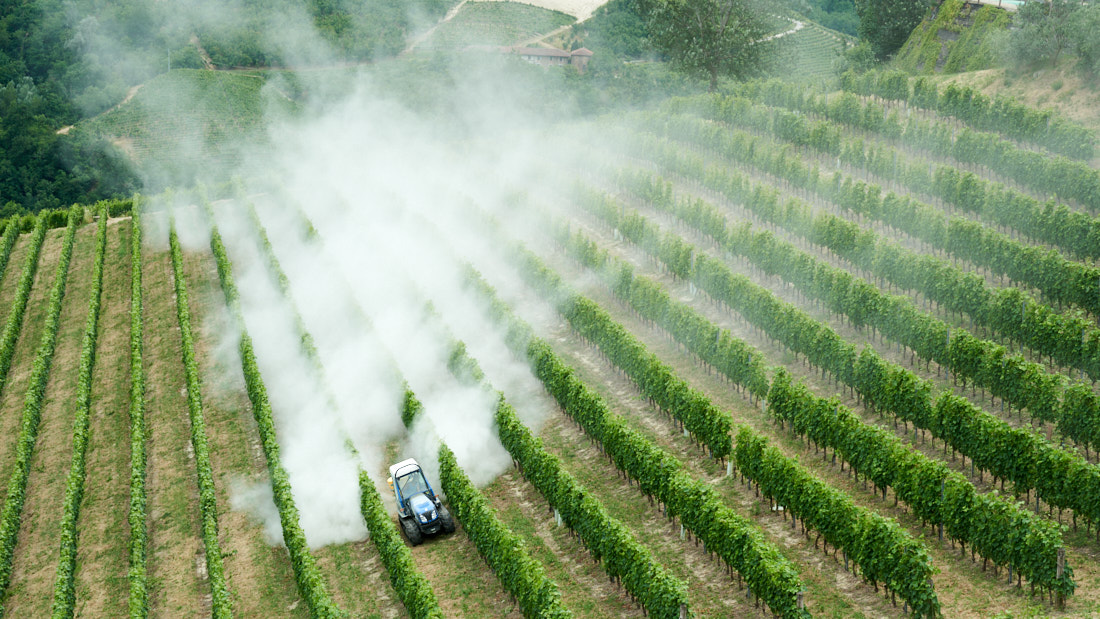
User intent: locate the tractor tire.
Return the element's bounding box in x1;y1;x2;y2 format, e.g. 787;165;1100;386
439;507;456;534
401;517;423;546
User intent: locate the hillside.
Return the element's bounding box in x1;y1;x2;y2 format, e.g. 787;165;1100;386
4;47;1100;618
10;1;1100;617
894;0;1011;74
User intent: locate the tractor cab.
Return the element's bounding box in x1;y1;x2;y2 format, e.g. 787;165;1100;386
387;458;455;544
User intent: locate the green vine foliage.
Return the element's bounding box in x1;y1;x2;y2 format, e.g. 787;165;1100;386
169;220;233;618
0;213;51;402
357;471;444;619
0;220;22;295
127;202;149;619
438;444;572;619
734;79;1099;209
568;192;1076;598
577;174;1100;529
50;205;108;619
842;71;1094;161
650;93;1100;319
462;269;809;618
735;428;939;618
0;206;81;606
512;247;733;459
547;228;938;615
445;334;690;618
608;133;1100;454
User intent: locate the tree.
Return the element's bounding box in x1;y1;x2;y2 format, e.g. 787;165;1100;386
853;0;930;60
1069;4;1100;77
1006;0;1081;69
638;0;772;91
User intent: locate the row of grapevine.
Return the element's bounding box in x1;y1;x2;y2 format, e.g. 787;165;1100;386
523;245;732;459
202;202;341;618
395;378;567;617
766;371;1072;598
461;264;810;618
127;205;149;619
630;116;1100;386
0;206;81;605
437;443;572;618
575;190;1100;544
727;79;1100;210
592;175;1057;415
0;222;21;296
356;471;443;619
605;170;1100;456
547;228;941;615
168;220;232;618
0;214;50;400
610;154;1100;457
241;198;445;619
840;70;1095;161
679;91;1100;263
558;211;1073;598
444;328;690;618
733;428;938;617
550;222;1053;607
50;205;108;619
644;108;1100;321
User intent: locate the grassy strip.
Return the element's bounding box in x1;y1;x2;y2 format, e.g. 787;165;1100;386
126;203;149;618
0;214;50;400
203;201;340;618
0;205;81;606
49;205;108;618
168;218;233;618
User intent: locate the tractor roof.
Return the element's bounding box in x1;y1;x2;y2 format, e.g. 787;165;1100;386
389;458;421;479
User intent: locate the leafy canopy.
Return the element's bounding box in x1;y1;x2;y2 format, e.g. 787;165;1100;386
638;0;772;90
854;0;930;60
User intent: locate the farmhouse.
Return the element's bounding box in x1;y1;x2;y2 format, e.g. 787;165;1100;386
465;45;594;72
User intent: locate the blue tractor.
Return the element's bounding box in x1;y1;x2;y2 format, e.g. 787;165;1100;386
388;458;455;545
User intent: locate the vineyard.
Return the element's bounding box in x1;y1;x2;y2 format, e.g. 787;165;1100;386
2;64;1100;619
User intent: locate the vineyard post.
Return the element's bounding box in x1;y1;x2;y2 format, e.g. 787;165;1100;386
797;591;804;611
944;331;950;381
938;480;944;542
1057;548;1065;609
679;603;688;619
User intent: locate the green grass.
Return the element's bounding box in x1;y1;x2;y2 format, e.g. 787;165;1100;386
894;0;1011;74
425;1;576;48
82;69;297;192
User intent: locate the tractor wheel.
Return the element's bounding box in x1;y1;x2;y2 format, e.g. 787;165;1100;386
439;507;456;534
401;517;423;546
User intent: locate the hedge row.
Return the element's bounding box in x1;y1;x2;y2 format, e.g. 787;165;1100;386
169;219;233;617
0;206;81;604
127;203;149;618
49;205;108;618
